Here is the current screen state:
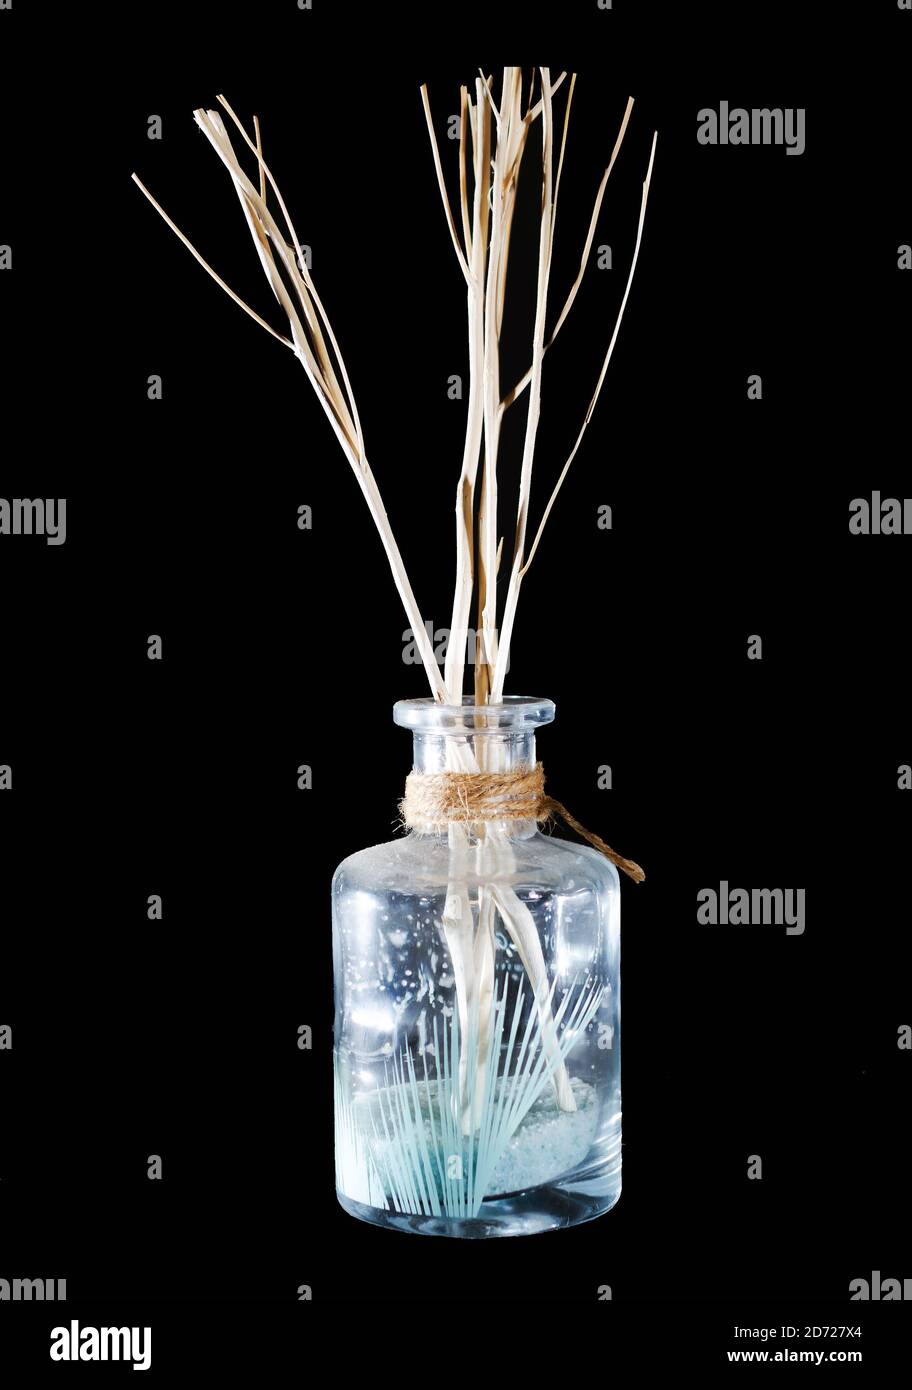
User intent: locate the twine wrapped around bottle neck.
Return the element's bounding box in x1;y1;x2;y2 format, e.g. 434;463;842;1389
400;762;645;884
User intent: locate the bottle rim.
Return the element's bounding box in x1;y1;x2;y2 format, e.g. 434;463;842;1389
393;696;555;734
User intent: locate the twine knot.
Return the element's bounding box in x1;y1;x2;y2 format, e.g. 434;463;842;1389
400;762;645;884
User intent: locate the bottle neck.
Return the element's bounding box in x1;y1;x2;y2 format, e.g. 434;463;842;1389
411;730;537;775
408;728;542;834
394;699;554;840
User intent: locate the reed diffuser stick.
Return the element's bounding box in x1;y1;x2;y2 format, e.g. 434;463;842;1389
492;128;658;697
132;108;446;702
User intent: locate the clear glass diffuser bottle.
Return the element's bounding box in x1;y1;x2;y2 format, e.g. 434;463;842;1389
332;697;621;1237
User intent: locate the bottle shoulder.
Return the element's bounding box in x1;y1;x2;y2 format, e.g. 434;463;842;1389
333;830;619;895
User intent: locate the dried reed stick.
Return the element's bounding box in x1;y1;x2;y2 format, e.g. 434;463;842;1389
492;127;658;698
414;68;655;1120
133;73;654;704
132;106;446;703
419;70;649;706
421;78;490;706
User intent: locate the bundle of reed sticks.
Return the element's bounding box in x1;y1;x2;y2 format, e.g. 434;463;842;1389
133;67;655;1135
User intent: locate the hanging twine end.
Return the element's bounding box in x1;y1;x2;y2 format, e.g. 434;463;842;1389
539;795;645;884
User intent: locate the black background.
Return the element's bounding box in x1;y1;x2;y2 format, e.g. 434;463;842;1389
1;0;910;1372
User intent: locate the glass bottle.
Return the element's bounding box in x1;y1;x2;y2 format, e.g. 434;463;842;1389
332;697;621;1237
